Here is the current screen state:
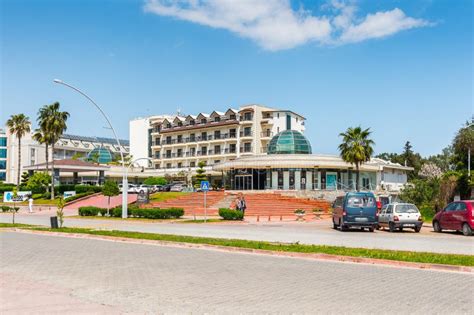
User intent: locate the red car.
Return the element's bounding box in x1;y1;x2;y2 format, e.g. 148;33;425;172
433;201;474;236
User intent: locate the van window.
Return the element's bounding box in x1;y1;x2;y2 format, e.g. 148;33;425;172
347;196;375;208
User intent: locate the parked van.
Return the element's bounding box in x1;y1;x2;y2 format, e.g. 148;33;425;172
332;192;378;232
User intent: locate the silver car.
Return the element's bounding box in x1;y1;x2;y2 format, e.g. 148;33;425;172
378;203;423;232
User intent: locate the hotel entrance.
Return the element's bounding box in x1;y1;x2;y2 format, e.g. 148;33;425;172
234;174;252;190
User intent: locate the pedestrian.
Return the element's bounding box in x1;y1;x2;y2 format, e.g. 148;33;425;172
235;196;242;211
240;195;247;216
28;195;33;213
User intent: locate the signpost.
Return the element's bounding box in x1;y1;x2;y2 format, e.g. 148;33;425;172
200;181;210;222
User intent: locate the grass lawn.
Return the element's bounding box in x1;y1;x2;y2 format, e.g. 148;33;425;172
177;219;224;224
0;223;472;267
149;192;188;202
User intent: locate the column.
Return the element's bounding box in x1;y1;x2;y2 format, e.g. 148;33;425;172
98;170;105;185
306;171;313;190
73;172;78;185
295;170;301;190
272;171;278;190
283;171;290;190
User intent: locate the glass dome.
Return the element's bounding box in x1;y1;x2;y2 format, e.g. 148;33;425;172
267;130;312;155
87;147;114;163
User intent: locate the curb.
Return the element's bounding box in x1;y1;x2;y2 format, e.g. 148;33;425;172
4;228;473;274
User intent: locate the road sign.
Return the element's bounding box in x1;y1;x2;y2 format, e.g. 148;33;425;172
200;181;210;192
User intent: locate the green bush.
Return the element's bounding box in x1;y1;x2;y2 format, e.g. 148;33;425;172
64;192;93;203
111;206;124;217
56;185;76;194
1;205;11;212
0;184;15;194
32;193;43;200
130;207;184;219
78;206;103;216
74;185;102;194
99;208;108;216
419;206;436;222
41;192;51;199
218;208;244;220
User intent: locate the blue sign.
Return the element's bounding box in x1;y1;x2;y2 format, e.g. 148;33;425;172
200;181;210;192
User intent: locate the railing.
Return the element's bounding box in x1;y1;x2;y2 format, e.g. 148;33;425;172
240;131;253;137
240;146;253;153
260;131;273;137
160;117;240;131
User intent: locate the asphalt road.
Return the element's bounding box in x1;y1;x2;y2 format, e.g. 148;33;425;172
1;213;473;255
1;232;472;314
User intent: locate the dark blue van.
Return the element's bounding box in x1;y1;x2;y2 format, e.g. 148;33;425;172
332;192;378;232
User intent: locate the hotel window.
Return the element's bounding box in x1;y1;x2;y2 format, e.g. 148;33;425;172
190;161;196;167
177;162;182;168
201;132;207;141
286;114;291;130
30;148;36;165
166;150;171;158
243;112;252;121
166;123;171;128
201;118;207;124
189;120;195;125
229;114;236;120
0;137;6;146
166;163;172;168
190;133;196;142
190;147;196;156
214;160;220;164
0;160;6;170
0;172;5;181
244;142;251;152
166;136;171;144
214;130;221;139
229;143;236;153
177;149;183;157
201;147;207;155
214;116;221;122
177;135;182;143
177;122;183;127
214;145;221;154
243;127;251;136
229;129;236;138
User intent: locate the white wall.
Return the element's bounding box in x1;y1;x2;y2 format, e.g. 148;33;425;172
129;117;150;167
270;112;305;134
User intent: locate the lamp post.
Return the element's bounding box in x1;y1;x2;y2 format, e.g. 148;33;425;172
53;79;128;218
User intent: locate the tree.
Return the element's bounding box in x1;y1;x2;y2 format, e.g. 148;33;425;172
26;172;51;193
143;176;167;186
102;180;120;216
6;113;31;189
418;163;442;180
32;127;51;178
338;126;375;191
38;102;70;200
56;196;65;228
452;122;474;171
427;146;454;172
20;172;30;187
194;161;208;187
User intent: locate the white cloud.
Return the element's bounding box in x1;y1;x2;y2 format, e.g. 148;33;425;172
144;0;432;51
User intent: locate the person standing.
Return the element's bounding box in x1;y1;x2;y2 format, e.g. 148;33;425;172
235;196;242;211
240;196;247;216
28;196;33;213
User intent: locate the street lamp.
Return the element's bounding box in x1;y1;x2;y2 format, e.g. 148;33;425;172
53;79;129;218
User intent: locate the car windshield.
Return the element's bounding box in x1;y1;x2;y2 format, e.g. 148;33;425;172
395;204;419;213
347;196;376;208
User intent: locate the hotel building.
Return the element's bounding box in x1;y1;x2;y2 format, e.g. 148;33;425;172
142;104;305;170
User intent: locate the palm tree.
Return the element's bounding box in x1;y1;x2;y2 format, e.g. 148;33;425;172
32;129;50;173
38;102;70;199
6;114;31;189
338;126;375;191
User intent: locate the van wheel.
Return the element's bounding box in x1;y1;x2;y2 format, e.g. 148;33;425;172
368;227;374;232
389;222;396;233
462;223;472;236
433;221;442;233
340;220;348;232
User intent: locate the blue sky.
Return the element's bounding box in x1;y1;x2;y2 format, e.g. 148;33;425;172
1;0;472;156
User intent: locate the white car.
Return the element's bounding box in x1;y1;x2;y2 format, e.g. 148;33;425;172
170;184;185;192
378;203;423;232
119;184;148;194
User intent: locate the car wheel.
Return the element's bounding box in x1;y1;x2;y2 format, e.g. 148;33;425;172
414;226;421;233
433;221;442;233
462;223;473;236
389;222;396;233
340;219;348;232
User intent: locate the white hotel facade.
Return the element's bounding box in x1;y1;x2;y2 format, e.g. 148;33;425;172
130;104;305;170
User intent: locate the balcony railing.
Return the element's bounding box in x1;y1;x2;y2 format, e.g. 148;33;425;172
240;131;253;137
240;146;253;153
260;131;273;138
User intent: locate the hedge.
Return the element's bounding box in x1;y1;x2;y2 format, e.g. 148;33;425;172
1;206;19;213
74;185;102;194
0;184;16;194
64;192;94;203
130;207;184;219
78;206;102;216
219;208;244;220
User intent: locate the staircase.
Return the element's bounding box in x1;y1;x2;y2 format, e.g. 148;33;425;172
239;193;331;217
144;191;225;216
